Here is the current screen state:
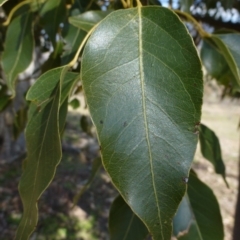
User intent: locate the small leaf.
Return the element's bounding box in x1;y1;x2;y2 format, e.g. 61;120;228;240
16;84;62;239
26;67;78;105
109;195;149;240
80;115;92;135
69;10;111;32
199;124;228;187
73;157;102;206
81;6;203;239
69;98;80;109
173;171;224;240
200;40;229;79
210;33;240;88
61;24;86;65
30;0;46;12
1;11;34;96
200;39;240;93
13;106;28;139
16;66;76;239
59;97;68;134
60;73;79;104
0;83;11;111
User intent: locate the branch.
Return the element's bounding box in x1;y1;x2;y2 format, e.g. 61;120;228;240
193;13;240;32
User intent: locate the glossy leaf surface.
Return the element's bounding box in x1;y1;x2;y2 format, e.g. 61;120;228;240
81;6;203;239
173;171;224;240
109;195;149;240
69;10;111;32
199;124;228;186
1;11;34;96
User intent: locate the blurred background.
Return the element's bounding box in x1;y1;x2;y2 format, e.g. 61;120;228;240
0;0;240;239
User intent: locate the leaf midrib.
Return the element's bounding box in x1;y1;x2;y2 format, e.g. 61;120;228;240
9;12;30;84
122;213;135;240
70;18;95;28
213;36;240;84
19;89;59;239
138;7;163;239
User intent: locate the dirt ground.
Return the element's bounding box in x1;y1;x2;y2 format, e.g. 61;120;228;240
0;82;239;239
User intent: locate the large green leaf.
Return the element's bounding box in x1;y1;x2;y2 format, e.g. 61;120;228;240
69;10;111;32
199;124;228;186
173;171;224;240
109;195;149;240
81;6;203;239
210;34;240;87
1;11;34;96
